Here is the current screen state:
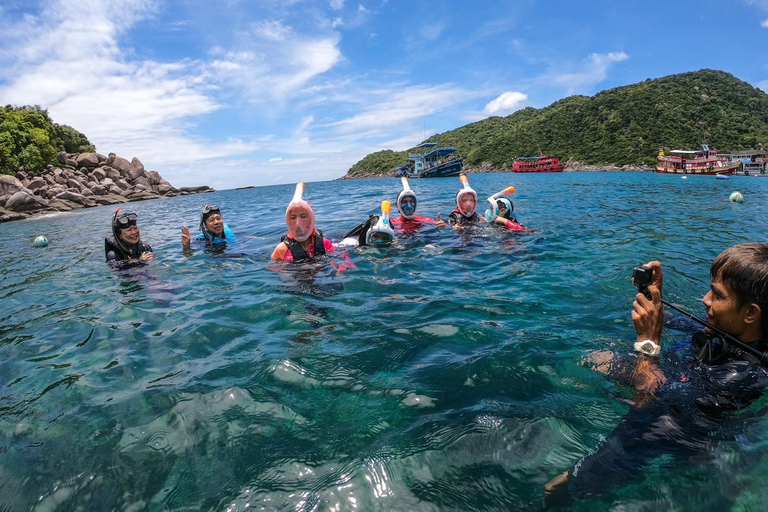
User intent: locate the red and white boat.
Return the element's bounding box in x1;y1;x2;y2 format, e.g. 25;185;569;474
656;145;740;175
511;154;564;173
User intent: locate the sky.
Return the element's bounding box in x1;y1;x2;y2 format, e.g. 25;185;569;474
1;0;767;190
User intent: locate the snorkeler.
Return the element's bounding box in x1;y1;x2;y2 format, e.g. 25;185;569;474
339;201;396;247
105;209;154;264
271;183;335;262
446;174;486;227
181;204;236;252
484;186;526;231
390;177;446;233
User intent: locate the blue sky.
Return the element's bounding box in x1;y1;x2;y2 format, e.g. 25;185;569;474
1;0;767;190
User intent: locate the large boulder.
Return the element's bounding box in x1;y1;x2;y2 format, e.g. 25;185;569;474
129;157;145;180
67;179;83;191
0;175;30;196
55;190;95;207
145;170;162;186
57;151;69;165
5;191;48;212
104;166;120;181
91;168;106;182
133;175;150;190
114;178;130;190
90;184;108;196
92;194;127;205
105;153;116;166
0;207;28;223
110;156;132;177
27;177;47;191
75;152;100;168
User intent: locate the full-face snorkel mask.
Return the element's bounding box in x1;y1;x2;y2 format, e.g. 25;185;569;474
365;201;395;245
285;183;316;243
199;204;222;242
396;177;418;220
455;175;478;216
484;185;516;221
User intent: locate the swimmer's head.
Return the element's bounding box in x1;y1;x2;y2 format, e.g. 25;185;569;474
200;204;224;239
285;183;316;242
366;200;395;245
397;177;418;220
496;198;514;219
485;185;516;220
456;175;477;217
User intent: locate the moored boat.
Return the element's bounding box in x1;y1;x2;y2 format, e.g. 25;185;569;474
656;145;740;175
511;154;564;173
729;150;767;176
405;143;463;178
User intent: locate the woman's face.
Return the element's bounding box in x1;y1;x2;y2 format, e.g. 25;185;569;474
204;213;224;235
288;208;313;241
119;224;140;245
459;194;476;215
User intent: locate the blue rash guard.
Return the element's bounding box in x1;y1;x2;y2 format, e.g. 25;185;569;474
197;224;236;245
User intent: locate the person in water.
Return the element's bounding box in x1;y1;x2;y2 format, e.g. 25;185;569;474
390;177;446;232
271;182;335;262
544;243;768;507
484;192;526;231
105;209;154;264
446;174;486;227
339;200;397;247
181;204;236;252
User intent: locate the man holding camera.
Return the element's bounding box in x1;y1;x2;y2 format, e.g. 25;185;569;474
544;243;768;506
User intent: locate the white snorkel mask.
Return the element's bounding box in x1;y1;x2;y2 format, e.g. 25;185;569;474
365;200;395;245
455;174;478;216
484;185;516;220
396;177;418;220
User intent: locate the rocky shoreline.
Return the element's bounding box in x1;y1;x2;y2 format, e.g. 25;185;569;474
337;159;653;179
0;149;214;223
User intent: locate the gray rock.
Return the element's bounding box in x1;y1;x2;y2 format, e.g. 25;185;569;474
157;183;172;195
57;151;68;165
104;166;120;181
146;170;161;186
133;183;148;192
92;168;106;182
0;207;28;223
0;174;30;196
96;153;107;163
101;177;114;187
27;177;47;191
115;179;130;190
92;194;127;205
106;153;116;165
55;190;94;206
109;185;122;195
110;156;132;176
75;152;100;168
81;188;94;197
5;191;48;212
67;179;83;191
0;194;8;207
133;176;150;189
91;185;108;196
129;157;145;180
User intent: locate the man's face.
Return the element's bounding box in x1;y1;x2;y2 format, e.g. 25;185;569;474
204;213;224;235
703;277;750;337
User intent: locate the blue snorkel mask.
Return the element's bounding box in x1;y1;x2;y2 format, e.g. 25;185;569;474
397;177;418;220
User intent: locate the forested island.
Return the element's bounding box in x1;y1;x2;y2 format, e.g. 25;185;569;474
343;69;768;178
0;105;211;222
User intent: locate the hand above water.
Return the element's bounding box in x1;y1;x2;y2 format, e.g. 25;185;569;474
181;226;191;250
435;213;446;228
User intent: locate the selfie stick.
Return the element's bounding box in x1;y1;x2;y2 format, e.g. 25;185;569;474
641;287;768;364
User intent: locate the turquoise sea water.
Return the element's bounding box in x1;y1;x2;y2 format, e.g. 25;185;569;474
1;171;767;511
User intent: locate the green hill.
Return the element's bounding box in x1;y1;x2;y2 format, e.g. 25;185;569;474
344;69;768;177
0;105;94;176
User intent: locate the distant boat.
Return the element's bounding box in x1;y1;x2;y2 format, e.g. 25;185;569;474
715;174;730;180
729;150;767;176
401;143;463;178
656;145;740;175
511;154;564;173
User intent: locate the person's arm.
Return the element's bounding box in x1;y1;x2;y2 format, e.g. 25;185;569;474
630;260;666;395
435;212;445;228
181;226;192;252
271;242;288;261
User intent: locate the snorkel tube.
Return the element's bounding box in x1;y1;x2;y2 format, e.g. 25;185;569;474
485;185;516;221
366;200;395;245
397;177;418;220
285;182;315;243
456;175;478;216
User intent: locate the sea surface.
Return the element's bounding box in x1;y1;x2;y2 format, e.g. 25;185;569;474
1;171;767;512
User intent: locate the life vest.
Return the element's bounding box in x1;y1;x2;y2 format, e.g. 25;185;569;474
105;235;152;262
448;208;482;225
281;229;326;262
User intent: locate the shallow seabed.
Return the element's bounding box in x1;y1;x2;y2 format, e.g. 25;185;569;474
1;171;768;511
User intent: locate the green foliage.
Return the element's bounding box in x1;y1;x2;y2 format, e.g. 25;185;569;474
345;69;768;176
347;149;407;177
0;105;95;175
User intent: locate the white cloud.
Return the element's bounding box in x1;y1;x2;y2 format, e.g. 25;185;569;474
762;18;768;27
483;91;528;116
547;51;629;94
252;20;292;41
330;0;344;10
327;85;472;134
269;157;283;162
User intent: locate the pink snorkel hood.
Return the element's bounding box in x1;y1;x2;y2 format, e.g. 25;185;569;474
285;182;315;243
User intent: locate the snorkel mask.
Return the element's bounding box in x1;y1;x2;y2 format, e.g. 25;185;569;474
456;175;478;216
484;185;516;221
111;208;138;252
285;183;316;243
365;201;395;245
396;177;418;220
199;204;221;242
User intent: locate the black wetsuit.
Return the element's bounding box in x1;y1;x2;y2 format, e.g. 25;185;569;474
105;235;153;263
569;335;768;496
447;208;483;225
